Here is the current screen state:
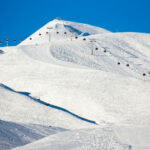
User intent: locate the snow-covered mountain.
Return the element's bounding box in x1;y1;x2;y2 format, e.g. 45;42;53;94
0;19;150;150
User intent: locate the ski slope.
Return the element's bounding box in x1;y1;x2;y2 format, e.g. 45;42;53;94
0;19;150;149
13;127;129;150
12;125;150;150
0;84;96;129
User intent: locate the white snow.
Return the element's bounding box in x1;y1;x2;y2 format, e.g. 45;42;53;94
0;19;150;149
0;84;96;129
12;127;129;150
0;120;66;150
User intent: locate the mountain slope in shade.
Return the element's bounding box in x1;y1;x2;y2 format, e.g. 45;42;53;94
0;120;66;150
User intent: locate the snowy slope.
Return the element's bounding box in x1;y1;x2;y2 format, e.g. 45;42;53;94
0;19;150;149
13;127;129;150
13;125;150;150
1;43;150;126
0;84;96;129
20;19;110;46
0;120;66;150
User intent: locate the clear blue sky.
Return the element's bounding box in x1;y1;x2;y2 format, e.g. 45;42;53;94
0;0;150;46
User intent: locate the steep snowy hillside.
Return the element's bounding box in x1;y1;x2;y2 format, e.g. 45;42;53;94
0;19;150;149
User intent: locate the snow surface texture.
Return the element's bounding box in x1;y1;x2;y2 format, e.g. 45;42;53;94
0;120;66;150
13;128;129;150
0;19;150;150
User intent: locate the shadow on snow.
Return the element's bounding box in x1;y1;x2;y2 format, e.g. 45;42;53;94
0;83;97;125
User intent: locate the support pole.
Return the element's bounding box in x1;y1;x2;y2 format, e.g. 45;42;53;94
6;38;8;47
47;27;53;43
90;39;96;55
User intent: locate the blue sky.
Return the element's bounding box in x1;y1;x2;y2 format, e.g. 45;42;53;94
0;0;150;46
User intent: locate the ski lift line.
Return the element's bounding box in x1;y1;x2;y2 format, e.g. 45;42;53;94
97;45;148;77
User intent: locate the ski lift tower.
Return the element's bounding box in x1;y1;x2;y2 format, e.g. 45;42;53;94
6;37;9;47
70;30;74;41
47;27;53;43
90;39;96;55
